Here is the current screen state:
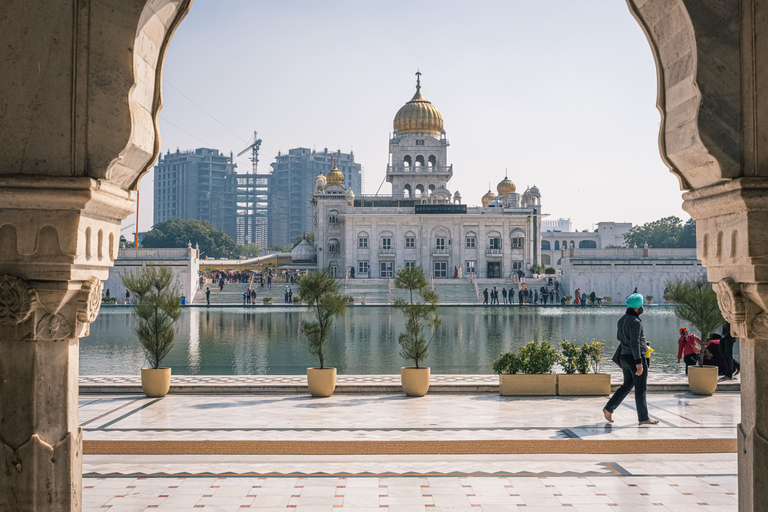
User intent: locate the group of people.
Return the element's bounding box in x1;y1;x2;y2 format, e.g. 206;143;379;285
603;292;741;426
482;278;563;305
678;326;740;380
572;288;601;306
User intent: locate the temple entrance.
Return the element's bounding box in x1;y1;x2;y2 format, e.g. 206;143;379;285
487;262;501;278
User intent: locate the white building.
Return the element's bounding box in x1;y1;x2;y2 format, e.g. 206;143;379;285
541;219;632;269
104;246;200;303
560;247;706;304
313;74;545;279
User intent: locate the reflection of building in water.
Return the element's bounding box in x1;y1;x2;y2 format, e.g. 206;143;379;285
187;308;200;373
313;73;544;280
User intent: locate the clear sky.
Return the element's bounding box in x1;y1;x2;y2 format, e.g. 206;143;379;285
123;0;689;239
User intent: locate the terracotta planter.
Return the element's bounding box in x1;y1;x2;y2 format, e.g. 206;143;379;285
499;374;557;396
141;368;171;397
688;365;719;395
401;367;430;397
361;300;367;305
307;367;337;397
557;374;611;396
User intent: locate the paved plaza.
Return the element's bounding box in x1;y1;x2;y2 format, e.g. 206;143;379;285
81;391;739;511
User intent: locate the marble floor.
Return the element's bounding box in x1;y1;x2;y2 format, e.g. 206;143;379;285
80;392;740;511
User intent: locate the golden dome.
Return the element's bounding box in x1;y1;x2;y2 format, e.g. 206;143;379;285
316;173;326;183
326;163;344;185
497;176;516;195
393;72;443;136
481;190;496;207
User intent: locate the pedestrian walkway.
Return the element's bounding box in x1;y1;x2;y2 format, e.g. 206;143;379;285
80;392;739;511
79;373;741;394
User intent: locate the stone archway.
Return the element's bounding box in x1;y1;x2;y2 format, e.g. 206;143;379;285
1;1;767;510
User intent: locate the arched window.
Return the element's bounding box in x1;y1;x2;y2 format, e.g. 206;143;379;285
357;231;369;249
328;209;339;223
403;155;411;170
542;254;551;266
562;240;567;249
428;184;435;196
541;240;551;250
415;184;424;198
570;240;575;249
403;184;411;198
579;240;597;249
415;155;424;168
328;238;340;254
428;155;436;169
554;241;560;250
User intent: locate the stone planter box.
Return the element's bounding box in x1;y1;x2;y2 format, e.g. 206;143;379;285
498;374;557;396
557;374;611;396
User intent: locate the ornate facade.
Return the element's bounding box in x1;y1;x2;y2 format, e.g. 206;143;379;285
313;75;544;279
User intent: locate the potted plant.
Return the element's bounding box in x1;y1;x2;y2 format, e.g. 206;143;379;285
565;294;573;305
557;341;610;395
544;267;556;275
293;295;302;304
393;266;441;397
101;295;117;305
603;296;613;305
645;294;654;305
121;266;181;397
299;268;347;397
344;295;354;305
262;296;272;304
664;276;723;395
493;341;559;395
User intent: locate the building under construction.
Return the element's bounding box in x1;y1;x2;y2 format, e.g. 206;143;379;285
268;148;362;247
153;148;238;242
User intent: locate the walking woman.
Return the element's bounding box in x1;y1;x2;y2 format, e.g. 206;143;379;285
603;293;659;425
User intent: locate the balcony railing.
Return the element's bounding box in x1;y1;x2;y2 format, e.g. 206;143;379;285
485;248;503;255
379;248;395;255
386;164;453;174
432;247;449;255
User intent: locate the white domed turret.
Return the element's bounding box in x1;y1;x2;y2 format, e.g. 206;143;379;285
291;239;317;263
345;188;355;206
315;174;326;193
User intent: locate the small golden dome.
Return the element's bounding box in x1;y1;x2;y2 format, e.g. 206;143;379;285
316;173;326;183
481;190;496;207
497;176;516;195
393;72;443;136
326;163;345;185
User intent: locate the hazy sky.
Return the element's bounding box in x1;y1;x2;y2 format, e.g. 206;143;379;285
123;0;688;239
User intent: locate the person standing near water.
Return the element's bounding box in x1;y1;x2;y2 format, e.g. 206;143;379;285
603;293;659;425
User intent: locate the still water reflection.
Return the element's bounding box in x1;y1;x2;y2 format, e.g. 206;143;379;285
81;306;736;376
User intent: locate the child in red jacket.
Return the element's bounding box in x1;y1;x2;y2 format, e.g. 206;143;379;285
677;327;701;374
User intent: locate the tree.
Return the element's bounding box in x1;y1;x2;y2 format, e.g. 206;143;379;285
268;243;292;253
293;232;315;248
236;243;261;258
141;218;237;259
679;218;697;248
664;276;724;366
299;268;347;369
393;266;442;369
121;266;182;369
622;216;697;248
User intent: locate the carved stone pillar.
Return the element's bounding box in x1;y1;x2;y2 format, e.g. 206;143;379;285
0;178;134;510
683;178;768;511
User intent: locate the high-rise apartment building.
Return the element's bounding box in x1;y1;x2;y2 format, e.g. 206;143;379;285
236;173;270;247
153;148;238;241
268;148;361;246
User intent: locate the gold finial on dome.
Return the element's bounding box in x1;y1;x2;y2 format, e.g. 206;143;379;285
497;169;516;195
481;184;497;207
316;172;326;183
393;71;444;136
326;157;345;185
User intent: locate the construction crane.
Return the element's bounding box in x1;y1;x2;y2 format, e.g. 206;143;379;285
237;131;262;173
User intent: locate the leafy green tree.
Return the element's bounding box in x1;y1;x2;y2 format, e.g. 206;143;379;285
121;266;182;369
664;276;724;365
623;216;696;248
679;218;697;248
236;243;261;258
293;232;315;248
299;268;347;369
142;218;237;259
268;243;292;253
393;266;442;368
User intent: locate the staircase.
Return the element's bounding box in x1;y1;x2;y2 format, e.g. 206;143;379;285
344;279;390;304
